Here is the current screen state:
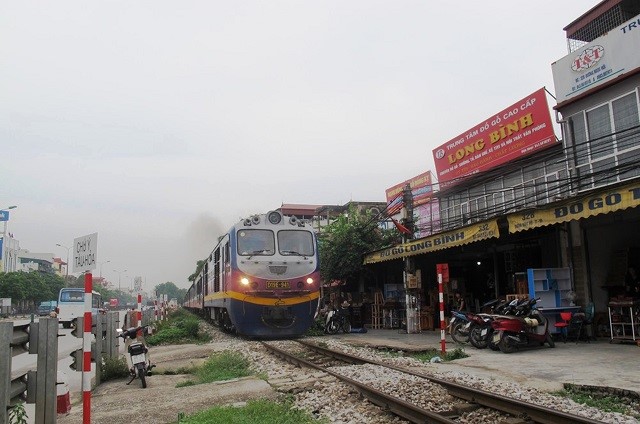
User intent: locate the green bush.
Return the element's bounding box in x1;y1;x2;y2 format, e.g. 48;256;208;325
146;309;210;345
101;356;131;381
304;317;326;336
8;402;27;424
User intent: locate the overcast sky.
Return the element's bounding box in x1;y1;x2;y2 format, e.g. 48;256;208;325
1;1;598;291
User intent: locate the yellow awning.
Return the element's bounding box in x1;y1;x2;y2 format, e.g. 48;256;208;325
508;181;640;233
363;219;499;264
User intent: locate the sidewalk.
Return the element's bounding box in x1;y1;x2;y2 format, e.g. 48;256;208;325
331;329;640;393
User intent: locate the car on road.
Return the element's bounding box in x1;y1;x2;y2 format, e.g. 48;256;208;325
38;301;58;316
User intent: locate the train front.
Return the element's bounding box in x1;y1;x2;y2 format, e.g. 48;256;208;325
228;211;320;338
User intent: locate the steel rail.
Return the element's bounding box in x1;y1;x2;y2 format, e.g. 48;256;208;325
261;341;458;424
296;340;603;424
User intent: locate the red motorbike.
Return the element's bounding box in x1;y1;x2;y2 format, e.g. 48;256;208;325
490;298;555;353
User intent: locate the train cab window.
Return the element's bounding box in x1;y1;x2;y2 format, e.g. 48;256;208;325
237;229;275;256
277;230;314;257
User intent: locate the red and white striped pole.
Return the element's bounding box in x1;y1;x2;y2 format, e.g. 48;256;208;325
82;272;92;424
137;293;142;324
154;297;158;321
437;267;446;355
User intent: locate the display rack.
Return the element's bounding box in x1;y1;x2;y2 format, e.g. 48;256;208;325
526;267;573;308
608;300;639;343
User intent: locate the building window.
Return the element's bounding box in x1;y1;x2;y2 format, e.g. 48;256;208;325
567;88;640;192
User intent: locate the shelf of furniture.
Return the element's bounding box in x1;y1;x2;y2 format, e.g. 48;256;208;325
527;267;573;308
527;267;575;333
608;300;640;343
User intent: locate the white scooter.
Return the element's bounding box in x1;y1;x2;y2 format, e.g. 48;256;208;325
117;325;155;388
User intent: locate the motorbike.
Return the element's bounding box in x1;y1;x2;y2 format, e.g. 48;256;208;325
325;307;352;334
117;325;155;388
468;298;523;350
448;310;472;344
490;298;555;353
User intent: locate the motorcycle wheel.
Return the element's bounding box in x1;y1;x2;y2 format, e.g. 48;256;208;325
137;366;147;388
546;332;555;348
342;320;351;334
450;322;469;344
498;334;517;354
325;319;339;334
469;326;489;349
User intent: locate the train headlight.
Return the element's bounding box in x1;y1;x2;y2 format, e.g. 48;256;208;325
267;211;282;224
306;277;314;285
241;277;250;285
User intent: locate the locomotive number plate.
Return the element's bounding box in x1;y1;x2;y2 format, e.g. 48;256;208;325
266;281;290;289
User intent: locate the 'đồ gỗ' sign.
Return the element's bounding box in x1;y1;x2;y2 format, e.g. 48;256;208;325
363;219;499;264
508;182;640;233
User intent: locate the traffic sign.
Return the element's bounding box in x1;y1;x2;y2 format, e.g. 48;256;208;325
73;233;98;273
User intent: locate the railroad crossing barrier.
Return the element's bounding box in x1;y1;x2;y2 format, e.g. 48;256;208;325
2;310;149;423
1;318;59;424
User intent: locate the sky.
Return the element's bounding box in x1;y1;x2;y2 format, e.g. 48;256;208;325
1;0;600;291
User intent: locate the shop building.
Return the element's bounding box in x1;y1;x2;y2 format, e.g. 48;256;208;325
362;0;640;336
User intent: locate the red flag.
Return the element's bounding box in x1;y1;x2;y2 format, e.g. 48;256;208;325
390;217;412;235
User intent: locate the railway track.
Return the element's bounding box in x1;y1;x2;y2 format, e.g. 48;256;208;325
261;340;604;424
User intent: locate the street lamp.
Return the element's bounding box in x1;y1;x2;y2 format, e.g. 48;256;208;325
56;243;71;278
113;269;127;292
99;260;111;279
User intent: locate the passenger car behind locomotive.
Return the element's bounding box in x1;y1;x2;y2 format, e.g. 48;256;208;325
184;210;320;338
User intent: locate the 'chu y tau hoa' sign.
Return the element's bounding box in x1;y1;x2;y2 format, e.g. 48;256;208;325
73;232;98;273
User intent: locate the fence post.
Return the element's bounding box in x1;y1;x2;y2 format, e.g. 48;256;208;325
105;312;118;359
1;322;11;424
94;315;103;386
35;317;58;424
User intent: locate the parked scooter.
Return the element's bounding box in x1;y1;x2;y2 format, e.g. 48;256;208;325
448;310;472;344
325;303;352;334
468;298;525;350
490;298;555;353
117;325;155;388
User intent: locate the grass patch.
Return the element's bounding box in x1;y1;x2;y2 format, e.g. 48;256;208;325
176;350;252;387
147;309;211;346
552;386;640;417
177;398;324;424
161;365;198;376
408;347;469;362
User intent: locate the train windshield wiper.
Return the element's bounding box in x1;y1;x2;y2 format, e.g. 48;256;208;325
281;250;308;259
247;250;272;259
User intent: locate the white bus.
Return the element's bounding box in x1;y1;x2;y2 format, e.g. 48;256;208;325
55;288;103;328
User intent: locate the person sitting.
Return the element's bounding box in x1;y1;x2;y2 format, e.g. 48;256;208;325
454;291;467;312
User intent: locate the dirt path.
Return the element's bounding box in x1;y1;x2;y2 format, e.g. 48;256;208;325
57;343;277;424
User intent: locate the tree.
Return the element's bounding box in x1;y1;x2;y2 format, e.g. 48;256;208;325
154;281;187;302
188;260;206;283
0;271;67;311
319;206;399;286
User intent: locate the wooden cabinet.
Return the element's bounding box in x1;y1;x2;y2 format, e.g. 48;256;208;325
527;268;573;308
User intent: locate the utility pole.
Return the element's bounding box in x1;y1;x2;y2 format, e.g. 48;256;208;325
402;184;419;333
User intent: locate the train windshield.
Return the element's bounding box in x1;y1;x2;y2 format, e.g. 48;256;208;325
237;229;275;256
277;230;314;257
